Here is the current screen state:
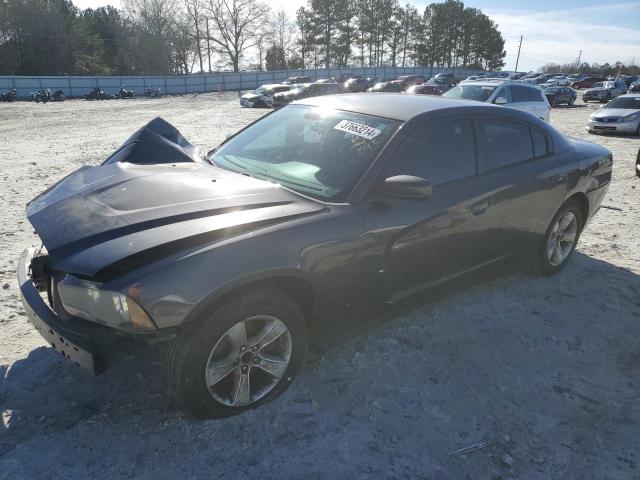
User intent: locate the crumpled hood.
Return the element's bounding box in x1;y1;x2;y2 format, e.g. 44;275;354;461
27;162;325;278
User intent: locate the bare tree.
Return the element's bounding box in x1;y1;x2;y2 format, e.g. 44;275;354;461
205;0;270;72
270;9;296;57
183;0;205;72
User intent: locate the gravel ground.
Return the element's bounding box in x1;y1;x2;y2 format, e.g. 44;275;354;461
1;93;639;480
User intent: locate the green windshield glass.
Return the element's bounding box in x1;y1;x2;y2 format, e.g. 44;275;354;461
210;105;400;201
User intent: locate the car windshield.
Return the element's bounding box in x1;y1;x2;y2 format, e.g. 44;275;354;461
443;84;496;102
605;96;640;109
210;105;401;202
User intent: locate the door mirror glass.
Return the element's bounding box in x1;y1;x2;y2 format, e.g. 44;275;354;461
377;175;432;199
494;96;508;105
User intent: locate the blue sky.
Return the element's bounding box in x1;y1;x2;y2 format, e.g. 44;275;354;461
74;0;640;72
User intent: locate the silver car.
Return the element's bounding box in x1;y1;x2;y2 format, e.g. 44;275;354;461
582;79;628;103
587;94;640;134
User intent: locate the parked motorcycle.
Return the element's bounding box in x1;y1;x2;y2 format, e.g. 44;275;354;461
52;90;66;101
0;89;16;102
34;89;52;103
114;85;135;99
84;87;110;100
144;85;162;98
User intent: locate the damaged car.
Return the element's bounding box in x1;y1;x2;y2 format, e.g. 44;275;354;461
240;84;292;108
18;95;612;418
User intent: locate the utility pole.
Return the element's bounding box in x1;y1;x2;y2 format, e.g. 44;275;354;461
514;35;523;72
206;17;212;73
576;50;582;69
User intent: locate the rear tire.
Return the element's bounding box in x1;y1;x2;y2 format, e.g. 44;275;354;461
167;289;308;419
531;199;584;276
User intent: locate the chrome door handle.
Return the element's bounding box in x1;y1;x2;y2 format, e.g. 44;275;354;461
551;174;565;184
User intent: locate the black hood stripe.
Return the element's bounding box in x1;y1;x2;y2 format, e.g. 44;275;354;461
48;201;292;263
89;209;325;282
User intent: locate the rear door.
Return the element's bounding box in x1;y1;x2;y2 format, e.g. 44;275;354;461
476;115;573;258
364;116;496;300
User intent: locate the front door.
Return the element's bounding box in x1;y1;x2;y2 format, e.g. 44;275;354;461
364;116;497;301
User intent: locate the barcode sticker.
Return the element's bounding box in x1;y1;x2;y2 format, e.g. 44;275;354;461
334;120;382;140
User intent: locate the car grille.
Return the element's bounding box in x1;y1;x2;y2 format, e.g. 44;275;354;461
593;117;620;123
593;126;616;131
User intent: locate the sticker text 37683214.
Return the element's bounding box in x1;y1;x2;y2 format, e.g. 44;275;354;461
334;120;382;141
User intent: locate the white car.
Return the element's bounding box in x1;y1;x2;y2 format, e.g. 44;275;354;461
587;94;640;134
444;79;551;122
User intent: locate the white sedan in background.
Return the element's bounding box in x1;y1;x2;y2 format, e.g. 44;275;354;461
587;94;640;135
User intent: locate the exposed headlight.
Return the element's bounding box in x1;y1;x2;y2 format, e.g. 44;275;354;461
57;278;156;331
623;112;640;121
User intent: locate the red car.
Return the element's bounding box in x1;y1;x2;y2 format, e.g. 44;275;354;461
408;83;450;96
570;76;607;89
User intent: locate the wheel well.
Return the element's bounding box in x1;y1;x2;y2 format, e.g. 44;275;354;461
567;192;589;223
190;276;317;332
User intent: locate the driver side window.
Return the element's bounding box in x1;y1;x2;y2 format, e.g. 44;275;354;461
387;118;477;186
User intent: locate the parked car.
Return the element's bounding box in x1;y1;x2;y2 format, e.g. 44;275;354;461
240;84;291;108
443;79;551;122
587;94;640;135
431;72;458;87
582;79;627;103
282;76;312;85
1;88;17;102
570;76;606;89
271;82;343;108
343;77;370;92
407;83;450;96
544;86;577;107
84;87;110;100
391;74;427;90
367;81;403;93
628;80;640;93
18;94;612;418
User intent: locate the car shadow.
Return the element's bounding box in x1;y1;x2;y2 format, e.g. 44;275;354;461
1;251;639;477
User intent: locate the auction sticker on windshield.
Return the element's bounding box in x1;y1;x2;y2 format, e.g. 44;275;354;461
334;120;382;140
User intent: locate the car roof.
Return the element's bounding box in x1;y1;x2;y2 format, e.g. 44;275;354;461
293;93;495;121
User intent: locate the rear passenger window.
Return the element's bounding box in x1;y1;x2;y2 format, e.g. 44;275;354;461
531;129;548;157
481;119;533;170
528;88;545;102
511;86;531;103
389;118;476;185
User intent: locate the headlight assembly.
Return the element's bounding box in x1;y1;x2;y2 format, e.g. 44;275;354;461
623;112;640;122
57;278;156;331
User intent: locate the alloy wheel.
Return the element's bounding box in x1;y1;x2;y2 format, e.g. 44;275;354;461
546;212;578;266
204;315;292;407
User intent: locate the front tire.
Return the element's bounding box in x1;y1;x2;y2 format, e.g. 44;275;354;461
167;289;308;418
532;199;584;276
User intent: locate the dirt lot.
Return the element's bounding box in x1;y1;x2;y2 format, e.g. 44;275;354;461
0;93;639;480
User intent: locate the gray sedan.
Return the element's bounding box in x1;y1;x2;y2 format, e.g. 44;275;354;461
18;95;612;418
587;94;640;134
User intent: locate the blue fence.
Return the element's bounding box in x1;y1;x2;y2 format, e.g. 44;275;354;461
0;66;480;99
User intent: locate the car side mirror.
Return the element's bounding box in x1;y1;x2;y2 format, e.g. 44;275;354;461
494;96;508;105
377;175;432;199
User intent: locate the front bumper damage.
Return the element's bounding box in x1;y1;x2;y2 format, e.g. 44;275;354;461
18;247;99;373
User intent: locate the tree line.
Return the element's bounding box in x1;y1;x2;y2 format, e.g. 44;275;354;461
0;0;506;76
540;61;640;77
